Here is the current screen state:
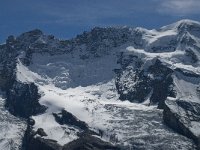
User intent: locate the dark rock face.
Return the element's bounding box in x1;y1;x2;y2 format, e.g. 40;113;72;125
5;81;46;118
0;44;17;90
27;137;62;150
116;68;151;103
115;57;176;107
115;54;151;103
148;60;176;108
163;99;200;148
63;132;121;150
53;109;88;130
36;128;48;137
74;27;141;56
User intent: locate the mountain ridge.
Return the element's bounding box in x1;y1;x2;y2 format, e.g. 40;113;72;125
0;19;200;150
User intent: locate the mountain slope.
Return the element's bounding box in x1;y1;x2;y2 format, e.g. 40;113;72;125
0;19;200;149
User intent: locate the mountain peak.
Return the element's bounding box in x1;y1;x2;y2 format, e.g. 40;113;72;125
18;29;43;38
161;19;200;31
176;19;200;25
20;29;43;37
16;29;44;44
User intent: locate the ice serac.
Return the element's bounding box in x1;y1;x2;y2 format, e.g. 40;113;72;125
0;19;200;149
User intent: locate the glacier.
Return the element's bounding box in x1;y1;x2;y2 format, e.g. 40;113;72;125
0;19;200;149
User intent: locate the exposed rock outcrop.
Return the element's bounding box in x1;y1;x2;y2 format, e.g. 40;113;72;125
163;99;200;148
63;132;121;150
27;137;62;150
116;58;176;108
5;81;46;118
53;109;88;130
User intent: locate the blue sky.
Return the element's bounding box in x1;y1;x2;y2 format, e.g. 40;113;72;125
1;0;200;42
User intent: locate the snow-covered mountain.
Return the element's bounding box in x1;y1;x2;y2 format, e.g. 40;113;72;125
0;19;200;150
